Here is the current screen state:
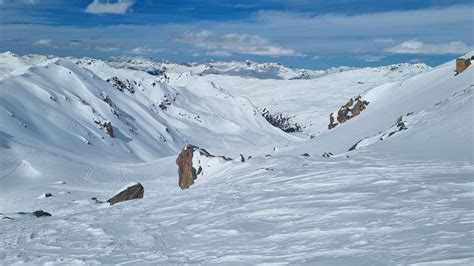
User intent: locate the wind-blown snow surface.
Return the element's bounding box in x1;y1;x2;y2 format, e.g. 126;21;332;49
0;52;473;264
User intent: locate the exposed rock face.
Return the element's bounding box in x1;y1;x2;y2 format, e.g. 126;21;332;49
456;57;471;75
107;182;144;205
106;76;136;93
328;96;369;129
261;108;301;133
176;145;199;190
105;122;114;137
176;144;232;190
328;113;337;129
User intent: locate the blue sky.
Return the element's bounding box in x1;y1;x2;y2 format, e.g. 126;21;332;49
0;0;472;69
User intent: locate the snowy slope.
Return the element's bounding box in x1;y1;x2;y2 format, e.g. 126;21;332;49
197;63;428;135
284;53;474;160
0;149;472;264
0;52;295;161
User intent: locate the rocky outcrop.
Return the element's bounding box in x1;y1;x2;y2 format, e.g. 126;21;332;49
107;182;144;205
105;122;114;137
176;144;233;190
456;57;471;75
176;145;199;190
328;96;369;129
106;76;136;93
261;108;301;133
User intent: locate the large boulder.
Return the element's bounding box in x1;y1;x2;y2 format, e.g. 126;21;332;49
107;182;144;205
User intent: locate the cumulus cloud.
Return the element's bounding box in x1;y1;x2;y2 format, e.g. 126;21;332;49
85;0;135;15
172;31;302;57
386;40;472;54
34;38;52;46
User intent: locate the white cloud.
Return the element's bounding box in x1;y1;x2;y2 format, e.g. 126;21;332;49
172;31;302;57
129;47;164;55
96;46;119;52
85;0;135;15
206;50;231;57
356;54;385;62
386;40;472;55
23;0;38;4
34;38;52;46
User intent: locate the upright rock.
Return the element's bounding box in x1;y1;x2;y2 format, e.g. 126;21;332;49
176;145;199;190
107;182;144;205
105;122;114;138
176;144;232;190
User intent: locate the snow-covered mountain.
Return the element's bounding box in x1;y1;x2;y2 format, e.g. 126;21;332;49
0;52;294;163
0;51;473;265
285;53;474;161
106;56;334;80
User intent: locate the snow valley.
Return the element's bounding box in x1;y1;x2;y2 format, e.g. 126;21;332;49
0;51;473;264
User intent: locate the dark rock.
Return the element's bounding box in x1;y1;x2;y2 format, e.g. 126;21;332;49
91;197;105;204
301;153;310;157
45;193;53;198
107;183;144;205
240;154;245;162
349;139;363;151
33;210;52;217
105;122;114;137
328;113;337;129
322;152;333;158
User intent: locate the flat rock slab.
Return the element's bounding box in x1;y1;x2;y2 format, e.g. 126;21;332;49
107;182;144;205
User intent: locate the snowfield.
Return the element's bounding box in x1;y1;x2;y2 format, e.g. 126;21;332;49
0;51;473;265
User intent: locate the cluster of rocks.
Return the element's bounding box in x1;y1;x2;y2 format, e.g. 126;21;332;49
93;118;114;138
261;108;301;133
106;77;136;94
383;114;410;139
328;96;369;129
159;97;171;111
348;112;412;152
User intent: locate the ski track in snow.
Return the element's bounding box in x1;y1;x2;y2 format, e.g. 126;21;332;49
0;152;472;265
